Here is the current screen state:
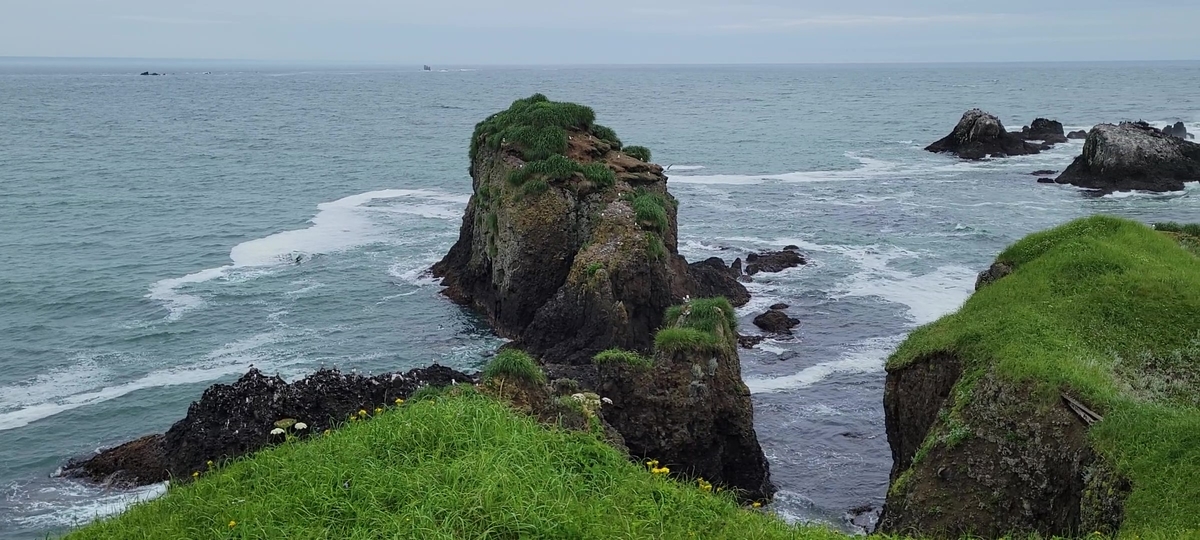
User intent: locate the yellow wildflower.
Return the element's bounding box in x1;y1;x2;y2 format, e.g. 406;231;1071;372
192;471;199;478
395;398;404;405
645;459;659;468
375;407;383;414
752;501;762;508
206;460;214;468
358;409;367;417
229;520;237;528
323;429;331;436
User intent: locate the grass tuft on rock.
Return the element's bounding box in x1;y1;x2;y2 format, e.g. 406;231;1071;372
591;124;622;149
593;348;654;369
624;145;652;162
67;392;852;539
471;94;595;162
482;349;546;385
630;189;670;234
888;215;1200;536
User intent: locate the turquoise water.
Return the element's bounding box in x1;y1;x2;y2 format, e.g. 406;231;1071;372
2;60;1198;538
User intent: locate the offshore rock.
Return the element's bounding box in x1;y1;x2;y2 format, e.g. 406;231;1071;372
745;247;806;275
753;309;800;335
1021;118;1068;144
62;365;473;486
926;109;1042;160
1067;130;1088;139
1054;121;1200;193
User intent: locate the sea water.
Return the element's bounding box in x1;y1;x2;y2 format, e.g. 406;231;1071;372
1;60;1198;538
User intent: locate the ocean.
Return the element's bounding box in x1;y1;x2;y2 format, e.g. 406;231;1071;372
1;59;1198;539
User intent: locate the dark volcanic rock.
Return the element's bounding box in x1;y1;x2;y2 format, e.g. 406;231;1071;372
688;257;751;307
975;261;1014;290
738;334;765;349
1030;170;1057;176
1067;130;1088;139
745;248;806;275
1054;121;1200;193
753;309;800;334
926;109;1042;160
769;303;789;310
1161;121;1189;139
878;354;1129;538
1021;118;1068;144
1037;177;1055;184
62;365;474;486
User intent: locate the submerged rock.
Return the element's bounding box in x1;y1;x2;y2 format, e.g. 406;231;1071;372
926;109;1042;160
62;365;474;486
1054;121;1200;193
1021;118;1068;144
1067;130;1088;139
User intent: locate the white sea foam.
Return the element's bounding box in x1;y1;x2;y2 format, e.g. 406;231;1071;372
746;336;902;393
11;481;167;530
0;331;290;431
147;189;468;320
668;154;903;185
838;262;976;326
666;165;706;171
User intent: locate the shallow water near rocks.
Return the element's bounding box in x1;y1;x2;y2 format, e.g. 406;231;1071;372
2;60;1198;538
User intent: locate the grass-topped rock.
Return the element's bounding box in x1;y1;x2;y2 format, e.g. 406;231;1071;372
878;216;1200;539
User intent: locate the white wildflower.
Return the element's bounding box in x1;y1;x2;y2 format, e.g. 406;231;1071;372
293;422;308;431
601;397;613;405
270;427;285;436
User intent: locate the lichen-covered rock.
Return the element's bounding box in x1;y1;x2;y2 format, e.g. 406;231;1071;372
1054;121;1200;193
878;359;1128;539
62;365;473;486
433;95;747;365
926;109;1042;160
1021;118;1068;144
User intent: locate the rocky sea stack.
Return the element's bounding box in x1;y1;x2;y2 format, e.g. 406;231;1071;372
877;217;1200;539
1054;121;1200;193
1020;118;1068;144
432;94;772;498
926;109;1042;160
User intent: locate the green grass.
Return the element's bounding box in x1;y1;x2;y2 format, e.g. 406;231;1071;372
591;124;623;149
888;215;1200;537
471;94;596;162
1152;221;1200;236
482;349;546;385
67;392;854;540
593;348;655;369
507;154;616;192
578;162;616;188
630;189;670;234
624;145;652;162
644;232;666;260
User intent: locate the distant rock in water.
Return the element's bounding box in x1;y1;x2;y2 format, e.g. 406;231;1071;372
926;109;1042;160
1162;121;1191;140
753;309;800;334
61;365;474;486
423;65;432;71
689;257;751;307
139;72;161;76
1037;177;1055;184
745;247;806;275
1030;169;1057;176
1053;121;1200;193
1021;118;1068;144
1067;130;1088;139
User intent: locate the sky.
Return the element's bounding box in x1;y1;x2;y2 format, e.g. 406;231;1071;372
2;0;1198;64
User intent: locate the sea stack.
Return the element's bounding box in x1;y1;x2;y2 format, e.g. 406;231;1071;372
1053;121;1200;193
432;94;772;498
926;109;1042;160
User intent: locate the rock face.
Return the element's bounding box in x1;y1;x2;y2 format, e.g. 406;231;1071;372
1021;118;1068;144
1054;121;1200;193
878;354;1128;538
926;109;1042;160
62;365;473;486
433;95;748;365
973;261;1013;290
1067;130;1088;139
550;299;774;500
434;96;771;499
753;309;800;334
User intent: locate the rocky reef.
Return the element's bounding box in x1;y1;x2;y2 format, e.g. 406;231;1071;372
926;109;1042;159
1020;118;1068;144
433;95;772;498
1054;121;1200;193
877;216;1200;538
62;365;472;486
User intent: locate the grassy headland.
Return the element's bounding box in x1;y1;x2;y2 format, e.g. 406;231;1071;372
889;216;1200;537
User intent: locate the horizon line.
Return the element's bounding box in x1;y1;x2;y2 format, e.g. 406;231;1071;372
2;56;1199;67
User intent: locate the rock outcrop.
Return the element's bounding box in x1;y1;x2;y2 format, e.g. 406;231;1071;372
547;298;775;500
753;309;800;334
973;261;1013;290
433;94;748;365
1067;130;1088;139
433;96;771;499
62;365;473;486
1020;118;1068;144
1162;121;1190;139
1054;121;1200;193
926;109;1042;160
745;247;806;275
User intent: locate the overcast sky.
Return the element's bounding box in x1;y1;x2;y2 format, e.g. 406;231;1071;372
3;0;1198;64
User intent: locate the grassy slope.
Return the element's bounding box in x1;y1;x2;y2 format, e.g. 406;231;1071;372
889;216;1200;537
67;389;854;540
